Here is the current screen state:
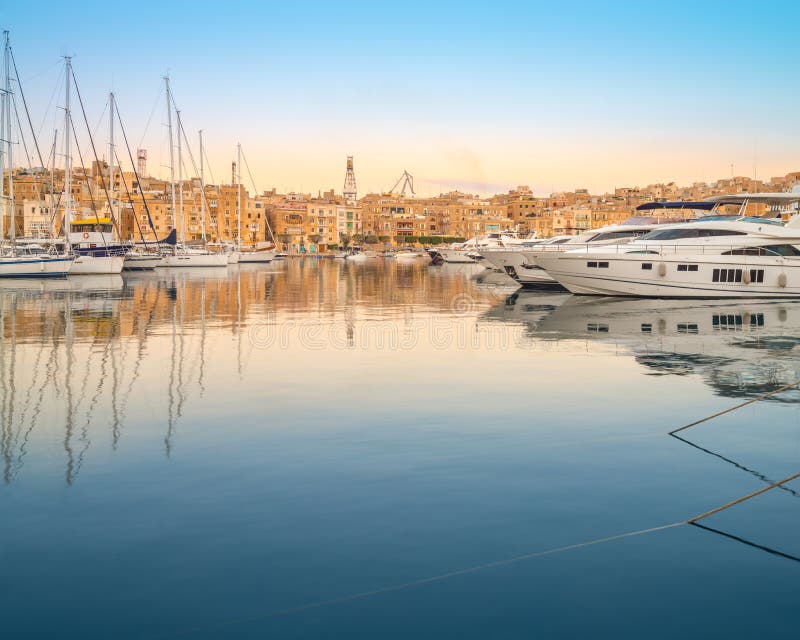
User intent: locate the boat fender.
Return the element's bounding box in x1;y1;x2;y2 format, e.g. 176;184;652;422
779;273;788;288
658;262;667;277
743;270;751;284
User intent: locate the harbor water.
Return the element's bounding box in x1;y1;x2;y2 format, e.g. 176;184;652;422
1;258;799;638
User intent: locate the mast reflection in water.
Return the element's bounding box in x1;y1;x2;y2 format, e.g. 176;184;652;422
2;260;800;640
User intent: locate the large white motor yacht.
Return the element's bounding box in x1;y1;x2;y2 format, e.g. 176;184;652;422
511;218;684;288
534;193;800;298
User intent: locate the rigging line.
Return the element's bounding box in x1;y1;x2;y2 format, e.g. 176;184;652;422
137;83;163;150
35;62;63;146
241;147;276;243
11;94;33;171
68;113;109;249
91;96;109;142
10;46;46;169
115;100;159;243
153;521;685;639
70;68;120;239
18;56;61;84
114;149;149;243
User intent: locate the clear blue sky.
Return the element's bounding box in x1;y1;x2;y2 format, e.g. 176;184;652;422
1;0;797;195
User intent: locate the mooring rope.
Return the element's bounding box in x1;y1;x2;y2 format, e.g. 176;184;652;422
153;521;684;638
670;379;800;434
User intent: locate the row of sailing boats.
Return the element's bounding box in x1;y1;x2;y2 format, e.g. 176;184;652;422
0;33;276;279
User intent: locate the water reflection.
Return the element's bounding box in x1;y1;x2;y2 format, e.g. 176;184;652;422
0;260;507;485
482;292;800;402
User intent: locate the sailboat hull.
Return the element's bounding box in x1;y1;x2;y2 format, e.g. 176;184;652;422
0;256;73;278
123;255;163;270
70;255;125;275
238;249;275;263
160;253;229;267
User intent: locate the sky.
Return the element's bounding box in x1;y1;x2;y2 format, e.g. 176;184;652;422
1;0;797;197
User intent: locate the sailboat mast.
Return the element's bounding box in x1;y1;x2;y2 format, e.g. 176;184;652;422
64;56;72;251
108;91;115;234
177;108;183;245
165;76;176;250
199;129;206;243
0;37;5;243
236;142;241;250
4;31;15;247
50;130;57;238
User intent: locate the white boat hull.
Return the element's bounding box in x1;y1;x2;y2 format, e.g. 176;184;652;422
536;252;800;298
394;252;421;261
0;255;73;278
437;248;479;264
160;253;229;267
123;255;162;270
70;255;125;275
239;249;275;263
227;251;241;264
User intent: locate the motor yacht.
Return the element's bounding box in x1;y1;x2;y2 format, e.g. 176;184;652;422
534;193;800;298
511;218;683;288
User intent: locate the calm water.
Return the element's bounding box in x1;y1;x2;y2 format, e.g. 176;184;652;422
1;259;799;639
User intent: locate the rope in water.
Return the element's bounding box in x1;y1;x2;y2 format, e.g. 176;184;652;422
154;521;685;638
155;381;800;637
670;379;800;434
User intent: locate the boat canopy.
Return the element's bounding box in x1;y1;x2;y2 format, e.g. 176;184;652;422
704;192;800;206
635;201;716;211
71;218;113;225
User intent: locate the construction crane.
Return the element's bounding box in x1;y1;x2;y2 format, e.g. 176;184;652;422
389;170;415;197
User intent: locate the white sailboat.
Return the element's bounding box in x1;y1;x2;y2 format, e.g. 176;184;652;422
0;32;72;278
236;144;276;263
61;58;122;275
159;77;226;268
108;92;160;271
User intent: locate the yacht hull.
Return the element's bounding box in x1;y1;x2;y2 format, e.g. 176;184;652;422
536;252;800;298
437;248;479;264
227;251;241;264
0;256;73;278
70;255;125;275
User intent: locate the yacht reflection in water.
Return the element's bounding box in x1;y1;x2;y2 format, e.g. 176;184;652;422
484;291;800;402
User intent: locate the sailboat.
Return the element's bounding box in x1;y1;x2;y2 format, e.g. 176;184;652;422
59;58;123;275
0;32;72;278
105;92;160;271
236;143;276;263
159;77;227;268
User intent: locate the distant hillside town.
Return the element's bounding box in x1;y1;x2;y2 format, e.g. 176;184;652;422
4;158;800;253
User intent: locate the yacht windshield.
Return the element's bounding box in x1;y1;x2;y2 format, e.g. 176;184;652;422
639;228;747;241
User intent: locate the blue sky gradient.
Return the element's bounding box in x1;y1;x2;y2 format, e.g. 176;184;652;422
1;1;797;195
